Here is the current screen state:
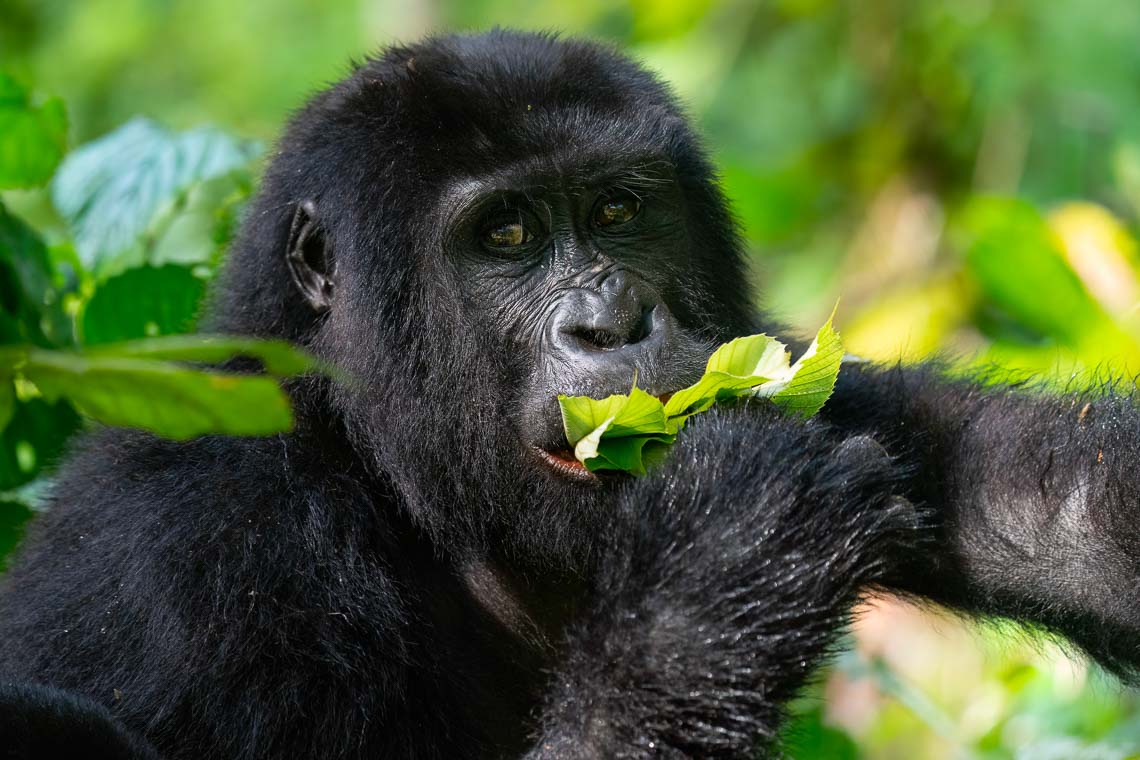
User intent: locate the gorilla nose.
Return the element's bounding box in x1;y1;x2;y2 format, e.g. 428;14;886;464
561;305;658;352
553;276;670;356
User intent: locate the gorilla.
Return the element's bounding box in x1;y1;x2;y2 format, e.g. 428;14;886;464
2;30;1140;759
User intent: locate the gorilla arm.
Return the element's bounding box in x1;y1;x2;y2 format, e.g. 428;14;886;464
824;362;1140;675
527;406;915;758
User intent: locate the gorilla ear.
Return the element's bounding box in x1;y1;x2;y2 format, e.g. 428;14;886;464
286;200;335;312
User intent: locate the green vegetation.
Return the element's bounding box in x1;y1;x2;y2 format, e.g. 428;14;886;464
0;77;314;574
4;1;1140;756
558;315;842;474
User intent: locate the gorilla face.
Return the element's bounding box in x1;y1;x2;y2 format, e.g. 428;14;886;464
441;158;711;482
217;32;758;563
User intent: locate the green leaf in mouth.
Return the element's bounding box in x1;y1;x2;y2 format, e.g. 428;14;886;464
557;308;843;476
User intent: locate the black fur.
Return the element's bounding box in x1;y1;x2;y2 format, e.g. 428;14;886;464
0;683;158;759
0;31;1137;759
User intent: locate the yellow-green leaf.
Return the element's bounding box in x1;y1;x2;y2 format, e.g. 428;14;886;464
663;334;790;421
757;312;843;418
558;386;674;475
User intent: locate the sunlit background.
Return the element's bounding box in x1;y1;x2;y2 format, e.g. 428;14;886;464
4;1;1140;757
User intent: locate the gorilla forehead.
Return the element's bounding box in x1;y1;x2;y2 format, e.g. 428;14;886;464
220;29;749;351
308;31;690;187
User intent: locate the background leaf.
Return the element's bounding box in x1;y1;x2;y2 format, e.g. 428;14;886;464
51;117;260;268
782;706;859;760
21;349;295;440
87;335;318;376
0;74;67;190
0;500;33;571
0;398;80;490
957;197;1111;346
0;201;72;347
0;379;13;432
80;264;205;344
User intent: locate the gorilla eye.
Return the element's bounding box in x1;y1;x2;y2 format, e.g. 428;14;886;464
483;222;533;248
594;194;641;227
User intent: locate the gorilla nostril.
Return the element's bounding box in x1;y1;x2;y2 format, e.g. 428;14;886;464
568;327;625;352
564;305;656;352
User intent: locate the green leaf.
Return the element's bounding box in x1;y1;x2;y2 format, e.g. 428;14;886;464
583;433;675;476
0;397;81;490
569;413;613;463
86;335;318;377
19;348;295;440
150;171;254;269
558;312;844;475
0;74;68;190
759;311;844;419
663;334;789;421
0;201;71;347
0;500;34;570
0;378;12;432
958;197;1108;345
81;264;205;345
781;706;859;760
560;393;628;447
707;333;790;376
560;386;670;442
558;386;675;476
52;118;260;268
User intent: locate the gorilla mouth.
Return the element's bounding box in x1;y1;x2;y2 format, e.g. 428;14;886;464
531;392;680;484
533;447;600;483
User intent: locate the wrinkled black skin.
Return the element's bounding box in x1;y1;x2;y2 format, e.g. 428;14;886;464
2;31;1140;759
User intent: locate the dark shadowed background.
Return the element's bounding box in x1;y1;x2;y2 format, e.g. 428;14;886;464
3;1;1140;757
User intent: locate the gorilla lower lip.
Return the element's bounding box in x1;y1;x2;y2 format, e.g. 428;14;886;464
533;447;600;483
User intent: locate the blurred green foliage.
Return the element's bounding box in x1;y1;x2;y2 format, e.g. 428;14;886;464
0;76;316;570
3;0;1140;757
